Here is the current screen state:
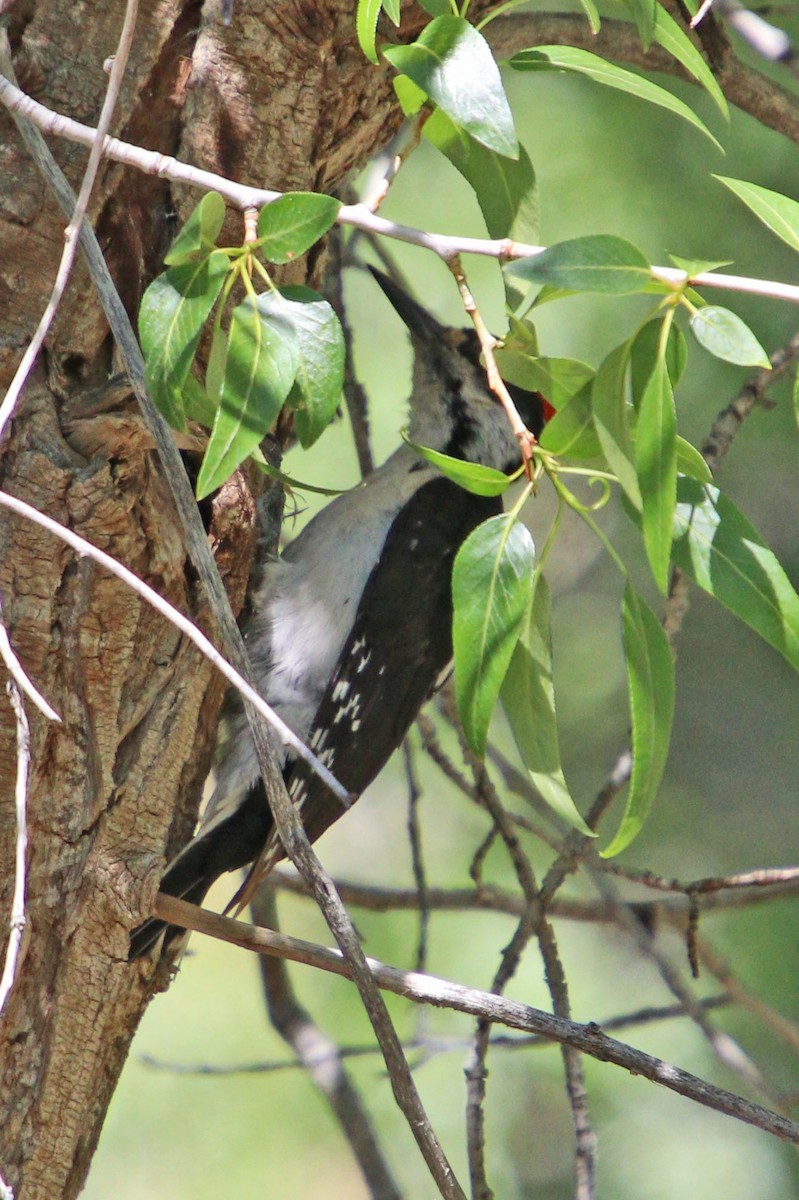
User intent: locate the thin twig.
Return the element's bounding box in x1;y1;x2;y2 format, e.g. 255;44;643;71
2;71;799;304
137;994;732;1077
0;597;60;722
0;683;30;1021
269;869;799;921
403;738;429;975
153;894;799;1146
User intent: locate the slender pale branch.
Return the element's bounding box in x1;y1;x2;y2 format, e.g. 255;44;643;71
2;72;799;304
154;893;799;1147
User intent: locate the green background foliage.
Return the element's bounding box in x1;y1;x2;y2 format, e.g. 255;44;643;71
93;36;799;1200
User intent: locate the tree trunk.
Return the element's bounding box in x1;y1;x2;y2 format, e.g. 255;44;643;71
0;1;446;1194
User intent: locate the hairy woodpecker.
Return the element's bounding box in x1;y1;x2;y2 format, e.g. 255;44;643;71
129;270;545;959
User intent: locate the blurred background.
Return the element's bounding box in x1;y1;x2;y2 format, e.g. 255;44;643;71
86;18;799;1200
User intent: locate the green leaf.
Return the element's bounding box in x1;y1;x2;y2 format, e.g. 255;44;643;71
592;343;641;506
622;0;657;49
509;46;722;152
453;513;535;756
182;375;218;427
672;479;799;674
138;251;230;430
652;6;727;118
393;74;428;115
631;318;687;401
576;0;601;34
501;573;595;835
357;0;383;63
382;0;401;24
538;384;602;459
384;16;518;158
494;352;593;407
164;192;226;265
713;176;799;253
256;286;345;448
675;436;712;483
690;306;770;368
668;253;732;276
257;193;341;265
635;353;677;593
418;0;452;12
602;583;674;857
506;235;650;295
424;108;538;247
196;294;298;499
404;435;514;496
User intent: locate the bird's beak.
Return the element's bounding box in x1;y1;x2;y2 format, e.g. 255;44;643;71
369;267;446;343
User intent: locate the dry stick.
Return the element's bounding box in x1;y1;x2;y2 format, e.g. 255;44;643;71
154;893;799;1146
403;738;430;976
694;0;799;77
2;70;799;305
1;57;463;1200
251;887;402;1200
139;995;732;1079
0;595;60;1009
269;870;799;922
0;0;139;442
0;679;29;1200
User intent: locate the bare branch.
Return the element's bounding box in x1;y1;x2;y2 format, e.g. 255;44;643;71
153;894;799;1146
2;70;799;304
0;683;30;1020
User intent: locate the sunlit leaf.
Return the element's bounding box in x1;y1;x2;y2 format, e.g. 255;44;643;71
424;108;538;247
675;437;712;483
356;0;383;63
384;16;519;158
509;46;722;151
652;6;727;117
592;343;641;506
196;294;298;498
714;176;799;253
453;513;535;756
636;353;677;593
602;583;674;857
621;0;657;48
257;193;341;265
164;192;226;265
501;572;594;835
506;235;650;295
672;479;799;673
393;73;428;114
139;250;229;430
575;0;601;34
631;318;687;401
405;435;514;496
257;286;345;448
539;384;602;459
690;306;770;368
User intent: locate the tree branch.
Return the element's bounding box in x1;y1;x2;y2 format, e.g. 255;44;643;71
153;894;799;1146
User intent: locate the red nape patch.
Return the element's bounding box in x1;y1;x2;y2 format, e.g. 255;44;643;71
538;392;557;425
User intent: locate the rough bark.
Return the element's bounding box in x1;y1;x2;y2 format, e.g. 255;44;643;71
0;1;484;1195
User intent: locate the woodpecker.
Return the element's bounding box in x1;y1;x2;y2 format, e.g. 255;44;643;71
129;270;545;959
